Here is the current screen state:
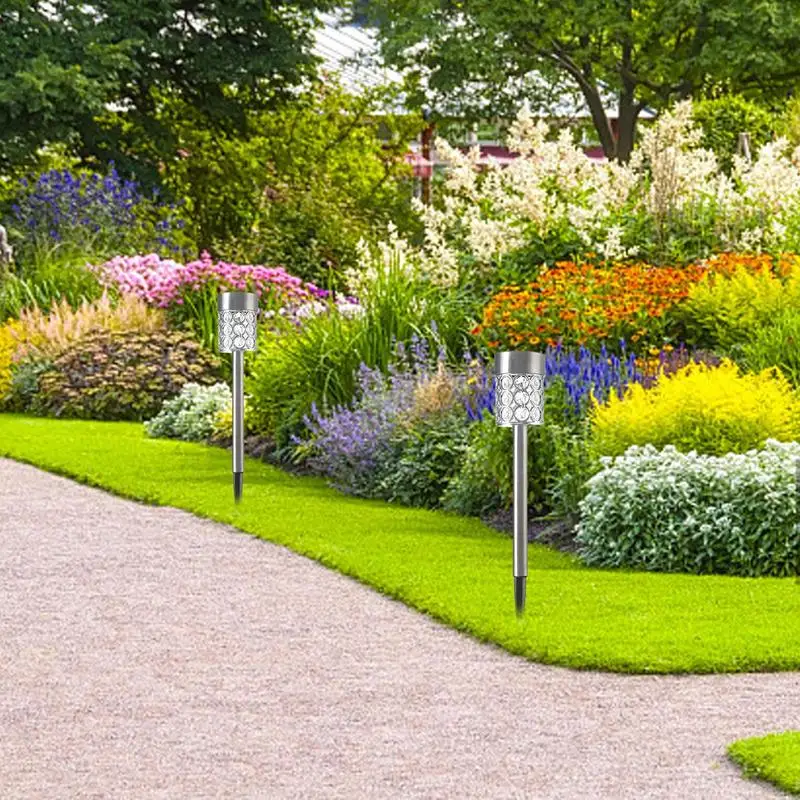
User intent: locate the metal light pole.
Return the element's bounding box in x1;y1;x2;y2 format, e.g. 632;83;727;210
218;291;259;502
493;351;546;615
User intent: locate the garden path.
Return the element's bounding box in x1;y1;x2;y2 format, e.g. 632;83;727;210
0;458;793;799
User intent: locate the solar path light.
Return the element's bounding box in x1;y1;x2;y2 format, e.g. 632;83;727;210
218;291;259;502
493;351;546;615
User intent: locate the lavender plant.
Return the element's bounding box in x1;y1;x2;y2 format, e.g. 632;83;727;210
297;358;423;496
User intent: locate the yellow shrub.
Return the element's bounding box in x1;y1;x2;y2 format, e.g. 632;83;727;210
679;265;800;350
0;320;20;399
589;360;800;457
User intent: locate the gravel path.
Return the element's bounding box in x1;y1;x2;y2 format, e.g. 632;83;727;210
0;458;795;799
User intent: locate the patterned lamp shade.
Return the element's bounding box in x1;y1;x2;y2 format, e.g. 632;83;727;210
218;292;259;352
493;351;546;427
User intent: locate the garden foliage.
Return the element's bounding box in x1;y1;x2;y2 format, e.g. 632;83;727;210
35;330;219;420
250;237;472;444
590;360;800;458
145;382;231;442
677;258;800;351
404;102;800;286
576;441;800;577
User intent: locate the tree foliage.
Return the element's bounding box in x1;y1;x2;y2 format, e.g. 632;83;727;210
692;95;775;172
360;0;800;160
128;81;422;281
0;0;332;172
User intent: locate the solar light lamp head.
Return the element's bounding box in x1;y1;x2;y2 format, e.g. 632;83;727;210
218;291;259;353
493;351;545;428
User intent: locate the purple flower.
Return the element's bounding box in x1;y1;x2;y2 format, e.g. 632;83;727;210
10;167;187;255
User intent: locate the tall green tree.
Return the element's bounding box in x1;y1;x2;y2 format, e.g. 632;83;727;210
360;0;800;160
0;0;332;172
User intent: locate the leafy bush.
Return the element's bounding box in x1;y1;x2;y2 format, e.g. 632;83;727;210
740;309;800;386
377;411;469;508
589;360;800;458
153;82;420;284
693;95;775;172
441;417;510;516
12;292;166;361
576;441;800;577
440;411;566;517
475;260;705;352
249;241;472;444
548;421;596;520
677;258;800;351
145;382;231;441
35;330;220;420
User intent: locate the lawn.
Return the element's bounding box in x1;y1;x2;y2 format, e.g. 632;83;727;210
729;732;800;795
2;413;800;674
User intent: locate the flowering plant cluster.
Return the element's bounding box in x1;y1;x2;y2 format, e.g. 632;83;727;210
297;337;448;494
9;166;188;257
465;341;710;422
576;441;800;577
475;260;706;351
395;101;800;288
92;251;327;309
589;359;800;458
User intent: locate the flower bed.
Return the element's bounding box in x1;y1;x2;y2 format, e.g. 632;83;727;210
91;251;327;308
474;260;706;351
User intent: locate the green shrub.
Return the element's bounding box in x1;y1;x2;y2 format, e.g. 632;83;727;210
35;330;220;421
2;358;52;411
145;382;231;441
740;310;800;386
692;95;775;172
441;412;565;518
548;421;597;520
0;255;104;321
248;254;473;445
377;411;469;508
576;441;800;577
441;416;509;516
589;360;800;458
676;264;800;351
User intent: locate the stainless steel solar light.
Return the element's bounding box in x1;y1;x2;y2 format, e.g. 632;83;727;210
218;291;259;502
493;351;546;615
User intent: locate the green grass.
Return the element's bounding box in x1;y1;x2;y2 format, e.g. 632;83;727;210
729;732;800;795
2;413;800;674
